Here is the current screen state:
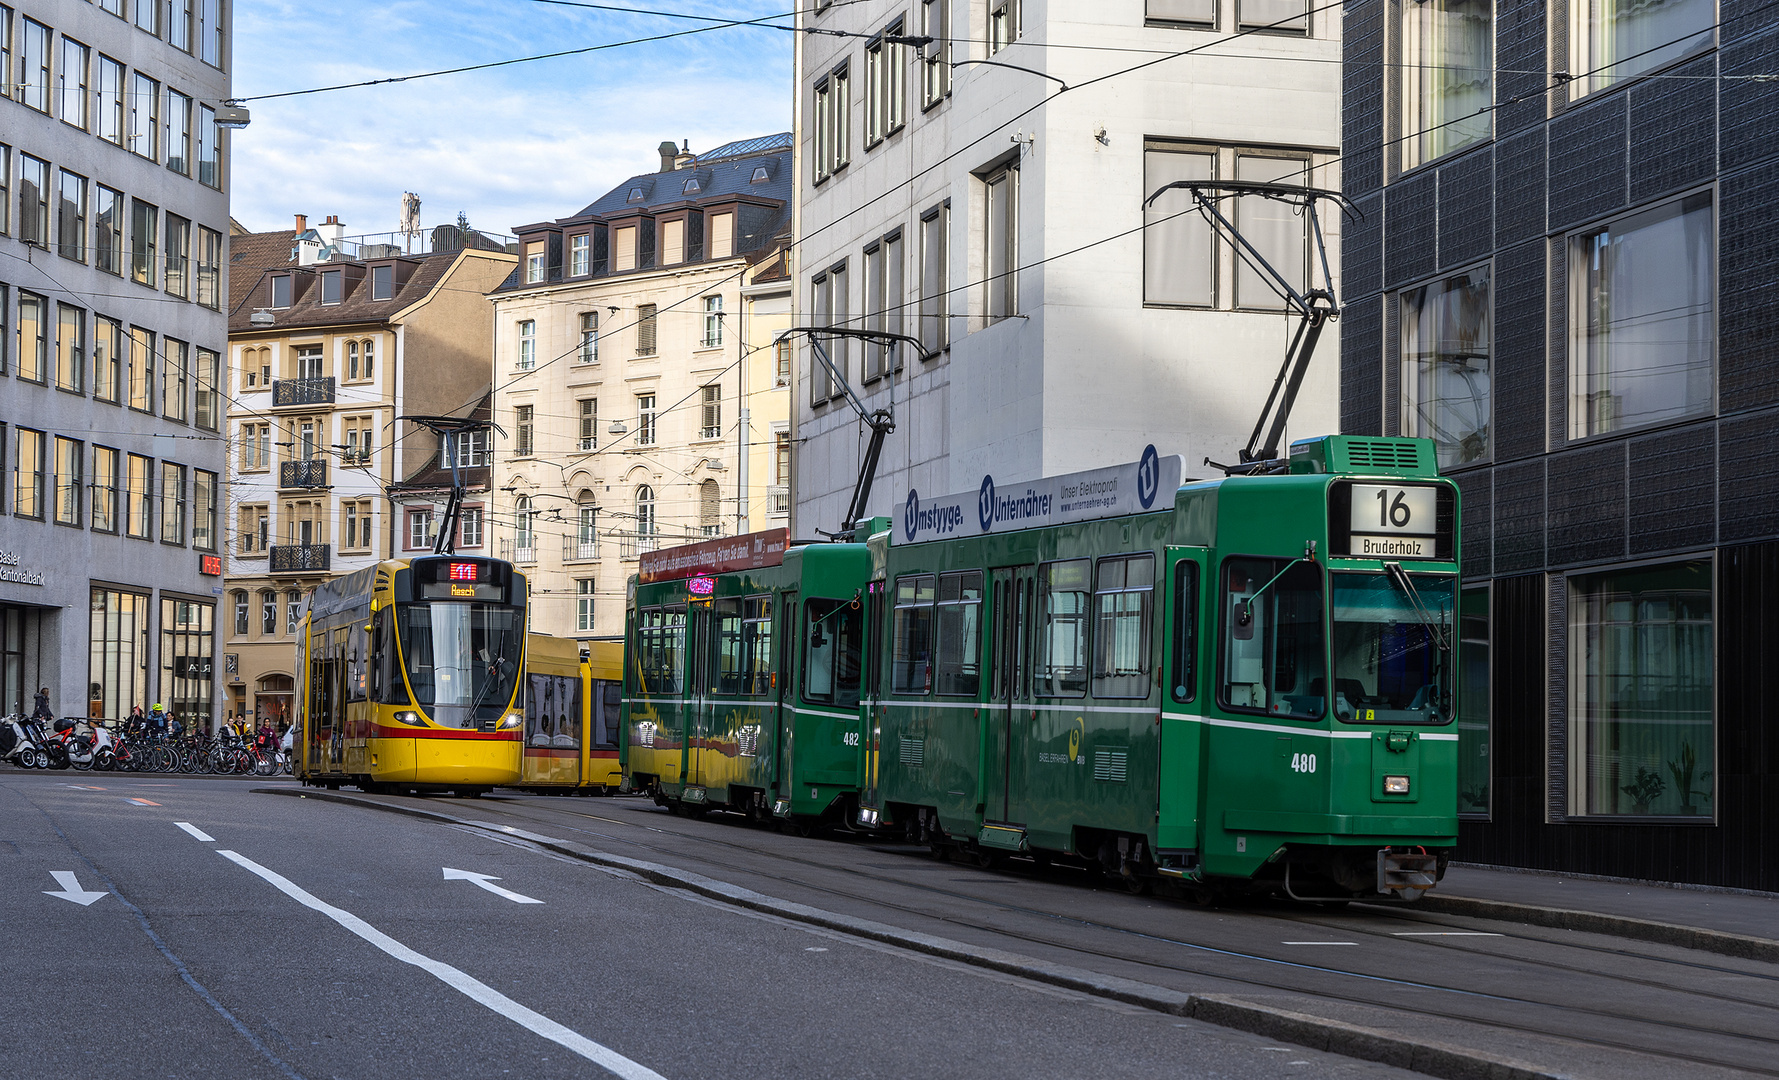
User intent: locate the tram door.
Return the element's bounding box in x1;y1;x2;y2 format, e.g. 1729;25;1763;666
772;591;798;800
1157;548;1207;852
985;566;1035;824
682;603;710;790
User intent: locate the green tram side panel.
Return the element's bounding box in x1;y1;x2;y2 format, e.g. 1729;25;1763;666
622;544;873;818
873;440;1462;885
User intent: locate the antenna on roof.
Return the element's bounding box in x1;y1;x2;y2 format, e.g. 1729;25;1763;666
399;193;421;254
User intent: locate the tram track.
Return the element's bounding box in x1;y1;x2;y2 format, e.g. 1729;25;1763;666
449;795;1779;1077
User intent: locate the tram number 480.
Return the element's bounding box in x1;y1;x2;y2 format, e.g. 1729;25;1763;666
1290;752;1318;774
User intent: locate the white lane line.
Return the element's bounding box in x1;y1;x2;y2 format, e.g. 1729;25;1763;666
1282;941;1358;946
1391;931;1503;937
215;849;666;1080
175;822;215;842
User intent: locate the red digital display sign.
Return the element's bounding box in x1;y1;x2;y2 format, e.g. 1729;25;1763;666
449;562;480;582
198;554;222;577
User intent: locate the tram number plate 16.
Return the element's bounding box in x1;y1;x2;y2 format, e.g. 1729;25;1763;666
1348;484;1437;559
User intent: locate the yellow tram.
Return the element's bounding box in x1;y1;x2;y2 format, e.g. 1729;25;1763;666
517;636;624;793
295;555;528;795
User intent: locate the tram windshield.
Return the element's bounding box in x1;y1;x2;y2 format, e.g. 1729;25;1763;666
1331;572;1454;725
397;602;524;728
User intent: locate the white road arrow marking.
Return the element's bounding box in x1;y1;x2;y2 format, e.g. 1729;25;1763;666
442;868;544;904
44;871;108;906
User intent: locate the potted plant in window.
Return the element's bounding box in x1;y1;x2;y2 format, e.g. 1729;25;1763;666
1620;767;1665;816
1667;742;1712;816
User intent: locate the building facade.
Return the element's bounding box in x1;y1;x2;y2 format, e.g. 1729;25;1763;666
0;0;231;725
489;135;794;643
223;218;515;728
1341;1;1778;888
792;1;1344;537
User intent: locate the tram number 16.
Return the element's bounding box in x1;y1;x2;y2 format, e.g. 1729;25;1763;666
1290;752;1318;774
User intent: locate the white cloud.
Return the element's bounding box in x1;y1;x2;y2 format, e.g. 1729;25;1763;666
229;0;792;237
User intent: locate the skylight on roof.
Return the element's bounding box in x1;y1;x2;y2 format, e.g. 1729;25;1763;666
628;187;645;203
684;177;701;194
751;165;770;183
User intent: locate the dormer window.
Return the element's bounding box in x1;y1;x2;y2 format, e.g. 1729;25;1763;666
751;165;770;183
370;264;394;300
270;274;291;309
628;187;646;203
320;269;343;305
683;177;701;195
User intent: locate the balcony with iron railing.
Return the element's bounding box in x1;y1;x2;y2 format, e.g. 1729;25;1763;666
563;534;600;563
270;544;331;573
767;486;790;516
498;538;537;564
619;532;658;561
272;377;335;407
278;459;329;490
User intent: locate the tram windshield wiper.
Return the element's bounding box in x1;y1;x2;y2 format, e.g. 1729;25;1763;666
1383;561;1452;656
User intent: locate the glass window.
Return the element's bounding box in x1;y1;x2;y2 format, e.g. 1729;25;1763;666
131;199;158;287
804;598;863;706
193;470;217;551
892;574;936;694
702;295;723;348
742;596;774;696
984;163;1018;321
514;404;534;456
934;571;984;696
575;580;596;633
159;462;186;544
97;56;124;144
1402;266;1491;468
165;215;191;298
17;292;46;382
636;395;656;446
1144;144;1215;307
409;510;434;551
234;591;249;637
571;234;589;276
1570;192;1714;438
18;154;48;246
1220;557;1326;718
397;602;523;727
166;89;192;174
13;428;45;519
94;318;123;404
1094;556;1155;698
516;319;535;368
1171;560;1200;702
710;598;744;694
1331;570;1453;724
1234;154;1308;310
130;73;160;160
160;600;214;727
636;607;687;695
988;0;1021;52
200;0;223;68
919;204;949;353
1571;0;1713;97
128;327;154;411
162;338;189;422
636;304;657;355
1240;0;1307;32
124;453;152;538
18;18;49;112
320;269;342;304
55;302;84;392
1458;585;1490;815
457;506;479;548
197;226;221;307
579;311;598;364
1148;0;1215;26
635;486;656;544
369;264;393;300
91;446;118;533
1402;0;1492;169
1035;560;1091;697
1570;560;1713;818
198;103;220;188
95;186;124;274
261;590;277;635
56;170;87;262
921;0;951;107
270;275;291;309
89;588;149;720
59;37;90;129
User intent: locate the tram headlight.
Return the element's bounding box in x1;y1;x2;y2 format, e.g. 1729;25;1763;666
394;711;426;727
1383;775;1411;795
499;713;523;730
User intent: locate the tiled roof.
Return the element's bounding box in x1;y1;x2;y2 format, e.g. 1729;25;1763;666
574;138;791;220
227;242;465;333
226;229;297;317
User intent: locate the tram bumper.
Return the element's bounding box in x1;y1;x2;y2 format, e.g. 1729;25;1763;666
1377;848;1440;898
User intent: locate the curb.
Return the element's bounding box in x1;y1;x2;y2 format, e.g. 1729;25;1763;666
260;788;1560;1080
1416;895;1779;965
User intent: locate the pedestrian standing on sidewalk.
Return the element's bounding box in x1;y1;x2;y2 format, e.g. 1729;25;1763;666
32;687;53;722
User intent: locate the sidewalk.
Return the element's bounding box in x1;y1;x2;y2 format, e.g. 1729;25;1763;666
1429;863;1779;957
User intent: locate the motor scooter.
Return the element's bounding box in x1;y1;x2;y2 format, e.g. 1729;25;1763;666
1;715;49;768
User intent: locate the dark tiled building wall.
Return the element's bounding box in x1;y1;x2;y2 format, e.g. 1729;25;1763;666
1341;6;1779;888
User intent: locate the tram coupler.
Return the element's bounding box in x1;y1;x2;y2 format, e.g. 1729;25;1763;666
1378;848;1439;898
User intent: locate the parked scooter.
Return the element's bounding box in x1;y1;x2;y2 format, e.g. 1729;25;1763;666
1;715;49;769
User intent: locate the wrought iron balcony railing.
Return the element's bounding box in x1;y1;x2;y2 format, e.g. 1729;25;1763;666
272;377;336;407
270;544;331;573
278;459;329;489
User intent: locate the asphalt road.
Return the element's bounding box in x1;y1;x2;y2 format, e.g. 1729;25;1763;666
1;771;1417;1080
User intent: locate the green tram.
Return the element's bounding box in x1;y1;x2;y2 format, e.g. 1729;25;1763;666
623;433;1460;899
863;435;1459;898
621;529;873;828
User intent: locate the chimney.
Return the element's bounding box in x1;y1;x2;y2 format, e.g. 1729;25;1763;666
658;140;679;173
674;139;695;170
294;213;308;233
321;216;346;248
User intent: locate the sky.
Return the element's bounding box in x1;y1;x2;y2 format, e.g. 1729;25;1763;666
229;0;795;240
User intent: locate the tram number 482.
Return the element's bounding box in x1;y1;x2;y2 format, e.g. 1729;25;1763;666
843;731;860;747
1290;752;1318;774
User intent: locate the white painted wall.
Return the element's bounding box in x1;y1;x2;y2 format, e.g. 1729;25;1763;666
793;0;1343;534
